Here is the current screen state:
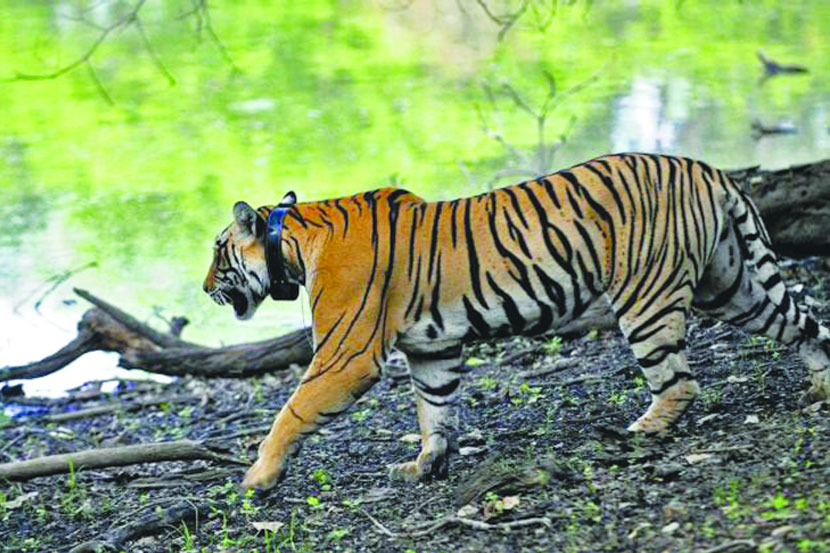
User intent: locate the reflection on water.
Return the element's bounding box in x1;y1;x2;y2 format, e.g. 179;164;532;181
612;77;681;153
1;0;829;395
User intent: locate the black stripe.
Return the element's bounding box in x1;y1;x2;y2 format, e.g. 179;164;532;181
464;198;489;309
462;295;491;338
408;344;463;361
650;371;693;395
638;341;686;369
412;377;460;397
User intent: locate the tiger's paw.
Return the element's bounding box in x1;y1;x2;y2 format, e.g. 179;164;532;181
800;384;830;406
241;457;285;491
388;460;422;483
626;415;672;435
388;450;449;483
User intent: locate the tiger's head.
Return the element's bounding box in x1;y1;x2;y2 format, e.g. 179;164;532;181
203;192;297;320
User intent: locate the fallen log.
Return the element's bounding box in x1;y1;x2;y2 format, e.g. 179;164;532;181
0;439;246;481
0;288;313;382
727;160;830;256
1;159;827;383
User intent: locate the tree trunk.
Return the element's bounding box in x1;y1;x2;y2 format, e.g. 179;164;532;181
727;159;830;256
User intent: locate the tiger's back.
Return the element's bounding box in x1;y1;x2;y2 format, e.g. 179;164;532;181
393;154;730;352
204;153;830;490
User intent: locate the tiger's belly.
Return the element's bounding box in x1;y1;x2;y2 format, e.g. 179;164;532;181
398;274;597;351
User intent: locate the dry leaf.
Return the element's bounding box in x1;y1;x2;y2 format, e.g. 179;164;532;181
251;521;285;533
6;492;38;510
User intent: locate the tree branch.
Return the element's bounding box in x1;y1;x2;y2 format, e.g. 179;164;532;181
5;0;147;82
0;440;246;482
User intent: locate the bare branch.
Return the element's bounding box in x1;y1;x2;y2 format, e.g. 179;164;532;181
5;0;147;82
85;61;115;105
192;0;240;73
134;16;177;86
475;0;509;24
0;440;245;481
475;0;530;41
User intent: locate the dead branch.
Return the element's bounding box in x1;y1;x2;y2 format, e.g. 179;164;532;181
40;395;202;424
69;500;211;553
1;289;314;381
0;440;246;482
73;288;196;349
360;507;553;538
517;357;579;379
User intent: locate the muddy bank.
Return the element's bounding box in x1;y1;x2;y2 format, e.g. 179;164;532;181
1;258;829;553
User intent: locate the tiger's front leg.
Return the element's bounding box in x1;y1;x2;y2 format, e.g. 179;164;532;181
389;344;465;482
242;350;382;490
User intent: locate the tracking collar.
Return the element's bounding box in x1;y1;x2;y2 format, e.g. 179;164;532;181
265;200;299;301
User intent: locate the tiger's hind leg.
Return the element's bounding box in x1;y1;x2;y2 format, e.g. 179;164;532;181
389;343;465;482
694;219;830;401
613;292;700;434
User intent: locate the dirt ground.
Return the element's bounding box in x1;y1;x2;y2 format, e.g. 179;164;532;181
2;257;830;553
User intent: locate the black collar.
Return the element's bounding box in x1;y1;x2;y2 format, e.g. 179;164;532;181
265;205;299;301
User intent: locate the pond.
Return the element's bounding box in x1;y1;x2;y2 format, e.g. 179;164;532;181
1;0;829;395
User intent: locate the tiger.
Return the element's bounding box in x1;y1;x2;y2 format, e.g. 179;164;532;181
203;153;830;491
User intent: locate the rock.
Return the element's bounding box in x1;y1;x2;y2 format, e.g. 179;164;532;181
685;453;715;465
456;503;478;517
459;428;485;446
771;525;794;537
744;415;760;424
661;521;680;534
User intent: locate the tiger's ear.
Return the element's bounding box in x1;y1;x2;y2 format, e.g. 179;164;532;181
279;191;297;206
233;201;260;237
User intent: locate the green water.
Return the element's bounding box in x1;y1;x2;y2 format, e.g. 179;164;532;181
2;0;829;392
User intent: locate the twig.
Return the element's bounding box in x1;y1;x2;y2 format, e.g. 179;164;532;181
74;288;196;348
6;0;147;82
192;0;240;72
699;539;758;553
13;261;98;314
360;508;553;538
474;0;529;41
689;445;753;455
0;440;246;481
85;61;115;105
517;357;579;379
134;16;177;86
39;395;202;423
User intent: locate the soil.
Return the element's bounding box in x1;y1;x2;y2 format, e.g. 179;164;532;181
2;257;830;553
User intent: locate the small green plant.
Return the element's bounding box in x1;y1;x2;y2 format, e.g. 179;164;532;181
311;468;331;491
66;458;76;490
543;336;563;356
306;495;322;509
221;514;235;549
465;357;488;367
327;528;349;541
242;488;260;515
607;389;628;404
180;520;194;551
478;376;499;391
351;408;371;422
